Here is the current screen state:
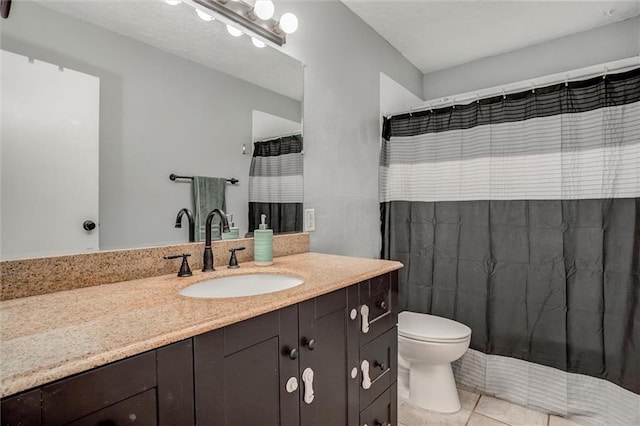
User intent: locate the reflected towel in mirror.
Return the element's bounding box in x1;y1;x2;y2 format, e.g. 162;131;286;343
192;176;227;242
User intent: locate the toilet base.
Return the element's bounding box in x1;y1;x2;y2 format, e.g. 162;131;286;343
409;362;461;413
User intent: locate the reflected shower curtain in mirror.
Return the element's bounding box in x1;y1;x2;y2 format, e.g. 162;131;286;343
249;134;303;233
380;68;640;416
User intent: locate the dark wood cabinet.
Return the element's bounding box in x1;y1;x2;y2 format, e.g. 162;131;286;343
298;288;353;425
360;384;397;426
2;340;194;426
41;351;156;426
1;389;41;426
193;306;299;426
65;389;157;426
1;271;399;426
357;271;398;426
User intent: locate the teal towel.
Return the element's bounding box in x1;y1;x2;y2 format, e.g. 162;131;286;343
192;176;227;242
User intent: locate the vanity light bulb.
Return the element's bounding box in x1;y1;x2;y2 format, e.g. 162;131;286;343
251;37;266;48
196;9;214;21
254;0;275;20
226;24;243;37
164;0;181;5
279;12;298;34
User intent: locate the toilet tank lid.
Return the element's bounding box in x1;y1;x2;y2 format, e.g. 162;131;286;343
398;311;471;341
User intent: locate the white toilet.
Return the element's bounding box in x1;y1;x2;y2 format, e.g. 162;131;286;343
398;311;472;413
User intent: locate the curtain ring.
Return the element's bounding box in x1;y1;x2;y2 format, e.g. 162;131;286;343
502;89;506;100
531;83;535;93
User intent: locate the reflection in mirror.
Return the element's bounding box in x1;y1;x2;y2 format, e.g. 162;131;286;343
249;111;303;234
0;0;303;260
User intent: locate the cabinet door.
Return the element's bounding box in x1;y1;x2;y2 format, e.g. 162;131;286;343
157;339;194;426
299;288;354;425
193;306;299;426
0;389;41;426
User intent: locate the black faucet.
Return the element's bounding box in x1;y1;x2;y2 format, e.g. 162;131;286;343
202;208;230;272
175;208;195;243
164;253;193;277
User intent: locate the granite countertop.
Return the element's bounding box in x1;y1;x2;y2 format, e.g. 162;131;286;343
0;252;403;398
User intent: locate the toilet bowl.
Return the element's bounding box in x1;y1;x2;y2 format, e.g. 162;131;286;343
398;311;471;413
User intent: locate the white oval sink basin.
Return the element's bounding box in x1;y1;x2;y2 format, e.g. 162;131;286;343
179;273;304;298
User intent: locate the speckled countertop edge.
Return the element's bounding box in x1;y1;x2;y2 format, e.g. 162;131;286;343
0;252;403;398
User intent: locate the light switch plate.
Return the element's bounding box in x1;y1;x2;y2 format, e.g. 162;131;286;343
304;208;315;232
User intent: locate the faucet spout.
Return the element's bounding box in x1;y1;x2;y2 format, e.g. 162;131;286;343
175;208;195;242
202;208;230;272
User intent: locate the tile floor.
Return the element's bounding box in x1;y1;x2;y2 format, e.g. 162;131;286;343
399;390;582;426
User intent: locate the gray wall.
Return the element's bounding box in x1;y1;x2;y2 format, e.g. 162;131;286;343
423;17;640;100
1;1;301;250
281;1;424;258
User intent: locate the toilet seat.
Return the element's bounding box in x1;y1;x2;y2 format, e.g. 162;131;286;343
398;311;471;344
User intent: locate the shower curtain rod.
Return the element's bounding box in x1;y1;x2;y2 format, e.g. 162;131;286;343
390;56;640;118
254;131;302;142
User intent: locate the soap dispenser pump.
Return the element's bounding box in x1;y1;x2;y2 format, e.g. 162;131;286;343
253;214;273;266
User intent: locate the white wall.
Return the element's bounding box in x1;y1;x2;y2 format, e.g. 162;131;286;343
380;72;423;117
423;17;640;100
279;1;424;258
252;110;301;142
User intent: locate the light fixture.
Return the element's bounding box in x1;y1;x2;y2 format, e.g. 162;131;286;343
164;0;182;5
278;12;298;34
253;0;274;20
185;0;297;46
226;24;243;37
251;37;266;48
196;9;214;21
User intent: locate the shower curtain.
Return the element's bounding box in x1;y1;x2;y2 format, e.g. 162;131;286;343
248;134;303;233
381;68;640;422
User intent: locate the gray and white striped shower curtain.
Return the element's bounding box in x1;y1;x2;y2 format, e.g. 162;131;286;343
381;68;640;423
249;134;303;233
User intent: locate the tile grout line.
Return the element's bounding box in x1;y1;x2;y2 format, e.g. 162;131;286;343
464;393;483;426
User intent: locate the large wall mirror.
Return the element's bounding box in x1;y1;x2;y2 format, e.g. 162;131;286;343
0;0;303;260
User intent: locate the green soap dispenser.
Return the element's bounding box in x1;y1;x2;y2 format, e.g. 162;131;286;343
254;214;273;266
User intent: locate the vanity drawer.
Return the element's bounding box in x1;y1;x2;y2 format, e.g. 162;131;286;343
359;382;397;426
66;389;157;426
359;327;397;409
42;351;156;426
359;271;398;346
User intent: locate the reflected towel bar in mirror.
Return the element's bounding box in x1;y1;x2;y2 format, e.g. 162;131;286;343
169;173;239;185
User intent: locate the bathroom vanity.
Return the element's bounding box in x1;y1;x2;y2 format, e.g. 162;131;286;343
0;252;401;426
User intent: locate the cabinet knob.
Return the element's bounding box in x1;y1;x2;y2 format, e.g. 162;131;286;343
287;347;299;360
374;360;387;371
303;338;316;350
83;220;96;231
377;300;387;311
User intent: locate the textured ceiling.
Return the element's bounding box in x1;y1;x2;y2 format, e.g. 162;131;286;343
342;0;640;74
39;0;303;101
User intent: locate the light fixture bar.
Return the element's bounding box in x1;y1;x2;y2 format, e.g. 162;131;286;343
191;0;286;46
